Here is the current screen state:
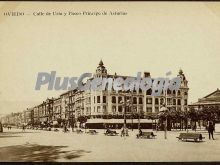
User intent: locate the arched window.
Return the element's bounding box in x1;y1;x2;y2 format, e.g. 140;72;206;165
160;98;164;105
139;97;143;104
146;89;152;95
112;96;116;103
173;90;176;95
178;99;181;105
139;88;142;93
133;97;137;104
167;89;171;94
118;96;122;103
178;90;181;96
173;99;176;105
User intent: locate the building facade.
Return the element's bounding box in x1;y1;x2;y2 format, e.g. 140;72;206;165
1;60;189;128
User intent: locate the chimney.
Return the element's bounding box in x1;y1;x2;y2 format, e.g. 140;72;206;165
144;72;150;77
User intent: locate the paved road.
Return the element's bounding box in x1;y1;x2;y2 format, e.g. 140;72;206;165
0;127;220;162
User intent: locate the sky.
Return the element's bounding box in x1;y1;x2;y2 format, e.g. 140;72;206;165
0;2;220;115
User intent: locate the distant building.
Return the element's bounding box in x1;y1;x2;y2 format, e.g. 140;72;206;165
189;88;220;110
24;108;34;125
52;97;62;123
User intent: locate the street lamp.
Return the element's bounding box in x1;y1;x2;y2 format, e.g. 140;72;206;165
160;105;168;139
120;99;131;130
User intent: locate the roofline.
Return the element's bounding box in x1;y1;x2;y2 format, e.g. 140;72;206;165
203;88;220;99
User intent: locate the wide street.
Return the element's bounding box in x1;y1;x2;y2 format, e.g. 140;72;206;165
1;125;220;162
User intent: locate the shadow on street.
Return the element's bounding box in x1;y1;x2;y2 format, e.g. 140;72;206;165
0;143;91;162
0;136;21;138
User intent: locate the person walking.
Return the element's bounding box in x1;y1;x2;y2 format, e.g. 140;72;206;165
0;122;3;133
208;121;215;140
22;125;25;132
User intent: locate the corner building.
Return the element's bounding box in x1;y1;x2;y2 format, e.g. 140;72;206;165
67;60;189;128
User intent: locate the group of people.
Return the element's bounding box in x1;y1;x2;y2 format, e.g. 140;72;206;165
120;127;129;137
63;125;69;133
7;125;12;130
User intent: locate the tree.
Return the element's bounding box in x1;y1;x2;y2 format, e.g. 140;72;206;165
188;108;199;131
77;116;87;128
69;117;76;132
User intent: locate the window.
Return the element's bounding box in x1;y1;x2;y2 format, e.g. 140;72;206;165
94;96;95;103
146;89;152;95
118;96;122;103
184;92;188;96
103;96;106;103
138;106;143;112
139;97;143;104
155;98;159;105
184;99;187;105
133;97;137;104
173;99;176;105
97;106;101;113
118;106;123;113
97;96;100;103
103;106;107;113
112;96;116;103
173;90;176;95
146;107;152;113
178;90;181;96
160;98;164;105
112;106;116;113
147;98;152;104
139;88;142;93
155;107;159;113
178;99;181;105
167;98;172;105
133;106;137;112
167;89;171;94
86;107;91;114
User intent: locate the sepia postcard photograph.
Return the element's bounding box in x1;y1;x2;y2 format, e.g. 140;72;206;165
0;1;220;163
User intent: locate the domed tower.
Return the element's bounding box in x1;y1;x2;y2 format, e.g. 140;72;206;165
177;68;189;111
95;60;107;78
178;68;188;88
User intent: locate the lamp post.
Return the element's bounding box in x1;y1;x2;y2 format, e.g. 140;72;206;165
186;108;189;133
160;105;168;140
120;98;131;130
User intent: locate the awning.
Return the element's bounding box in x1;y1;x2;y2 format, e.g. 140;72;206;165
86;119;156;124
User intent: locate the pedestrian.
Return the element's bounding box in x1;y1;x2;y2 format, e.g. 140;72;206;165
125;127;129;136
22;125;25;132
64;124;67;133
120;127;124;137
139;128;143;136
208;121;214;140
0;122;3;133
